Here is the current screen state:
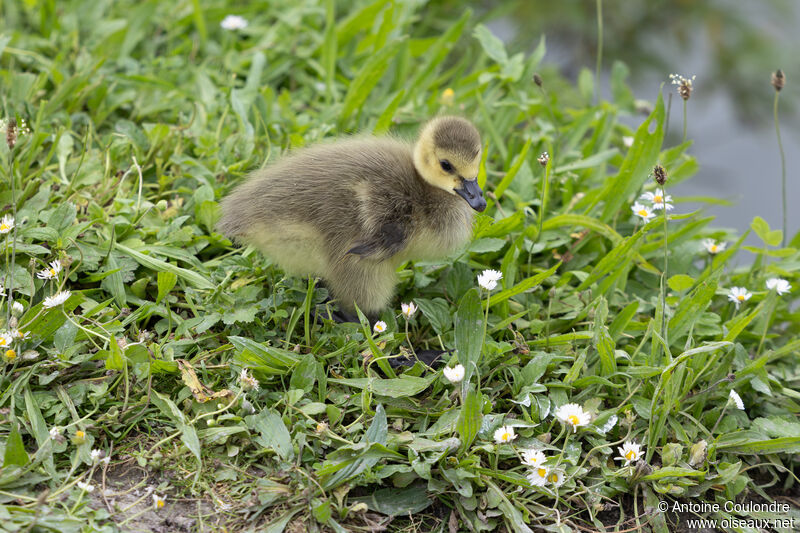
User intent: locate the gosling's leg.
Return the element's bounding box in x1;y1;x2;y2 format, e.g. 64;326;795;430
327;257;397;319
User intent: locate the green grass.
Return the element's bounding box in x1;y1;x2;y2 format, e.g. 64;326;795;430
1;1;799;532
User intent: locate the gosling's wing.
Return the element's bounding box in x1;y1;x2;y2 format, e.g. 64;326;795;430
346;219;407;259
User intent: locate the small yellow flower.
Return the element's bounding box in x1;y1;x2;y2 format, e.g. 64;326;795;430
316;421;328;434
440;88;455;106
72;430;86;445
373;321;387;334
4;349;16;362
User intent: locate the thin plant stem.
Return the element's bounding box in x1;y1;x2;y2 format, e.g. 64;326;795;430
774;91;786;247
660;209;669;360
537;158;550;242
682;99;687;143
595;0;603;104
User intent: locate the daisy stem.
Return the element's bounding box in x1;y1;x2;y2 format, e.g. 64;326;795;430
773;90;786;247
709;402;729;435
594;0;603;105
483;290;490;351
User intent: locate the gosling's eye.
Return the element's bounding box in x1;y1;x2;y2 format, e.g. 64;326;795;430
439;160;454;173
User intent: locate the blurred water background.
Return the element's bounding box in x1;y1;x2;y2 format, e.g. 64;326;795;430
461;0;799;248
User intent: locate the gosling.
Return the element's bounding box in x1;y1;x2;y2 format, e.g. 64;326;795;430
218;116;486;318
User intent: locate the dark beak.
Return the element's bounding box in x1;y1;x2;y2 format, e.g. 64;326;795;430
456;178;487;212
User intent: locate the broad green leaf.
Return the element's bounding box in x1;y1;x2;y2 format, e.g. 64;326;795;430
592;297;616;375
353;483;432;516
667;274;694;292
247;409;294;461
473;25;507;65
115;243;213;289
328;375;434;398
156;271;178;303
3;426;29;468
105;334;125;370
598;91;665;221
455;288;483;396
456;390;483;452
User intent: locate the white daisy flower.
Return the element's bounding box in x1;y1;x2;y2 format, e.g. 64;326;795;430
0;215;14;234
0;332;12;348
702;239;726;255
373;321;387;334
90;449;104;462
36;260;62;280
639;189;673;211
49;427;61;439
401;302;417;318
493;425;516;444
442;364;465;383
728;389;745;411
42;290;71;309
11;329;30;341
521;449;547;468
766;278;791;295
220;15;248;30
526;465;549;487
152;494;166;509
727;287;752;309
555;403;591;433
615;442;643;466
11;301;24;315
547;469;565;487
77;481;95;493
631;202;656;223
239;368;259;391
477;269;503;291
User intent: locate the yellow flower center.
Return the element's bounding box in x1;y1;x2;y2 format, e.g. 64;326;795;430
0;223;9;231
537;468;547;478
157;499;165;508
0;338;7;346
5;349;16;360
568;415;580;426
76;430;85;438
501;432;511;442
710;245;717;253
548;474;559;483
737;295;745;301
638;209;649;217
49;268;56;276
654;195;663;203
626;450;635;460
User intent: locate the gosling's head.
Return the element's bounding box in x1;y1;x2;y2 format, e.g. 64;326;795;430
413;116;486;212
